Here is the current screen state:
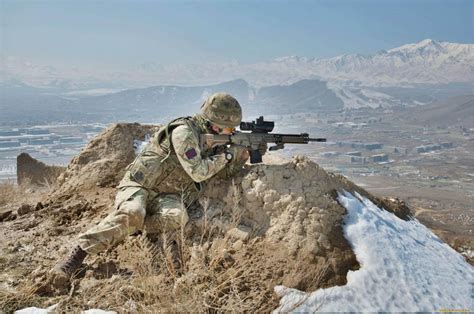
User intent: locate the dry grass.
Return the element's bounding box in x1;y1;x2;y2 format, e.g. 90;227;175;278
0;180;17;207
44;232;277;312
283;259;331;312
0;178;48;209
0;181;331;312
60;182;281;312
0;281;49;313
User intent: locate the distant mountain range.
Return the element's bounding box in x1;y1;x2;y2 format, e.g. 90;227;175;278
1;39;473;91
273;39;474;86
69;79;344;122
1;39;473;126
397;95;474;128
3;76;472;127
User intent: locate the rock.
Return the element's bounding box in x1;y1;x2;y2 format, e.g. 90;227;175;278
48;123;157;200
226;225;251;242
190;244;206;263
377;197;412;220
17;204;34;216
0;209;12;221
221;250;235;267
318;234;331;249
35;202;44;211
232;239;244;251
17;153;65;186
48;226;67;236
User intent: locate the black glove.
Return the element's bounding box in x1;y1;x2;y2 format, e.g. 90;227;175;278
211;144;228;156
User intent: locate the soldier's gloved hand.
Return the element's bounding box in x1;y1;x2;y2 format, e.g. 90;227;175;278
223;145;249;178
211;144;228;156
225;144;250;163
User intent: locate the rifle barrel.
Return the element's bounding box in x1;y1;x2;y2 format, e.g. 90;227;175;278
308;138;327;142
269;133;327;143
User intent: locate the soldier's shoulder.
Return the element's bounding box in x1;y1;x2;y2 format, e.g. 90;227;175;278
172;124;198;143
173;124;193;135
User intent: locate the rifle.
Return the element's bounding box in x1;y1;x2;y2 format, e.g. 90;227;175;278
200;116;326;164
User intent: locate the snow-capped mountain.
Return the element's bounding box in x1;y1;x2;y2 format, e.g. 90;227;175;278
1;39;473;90
240;39;474;86
309;39;474;85
0;56;128;92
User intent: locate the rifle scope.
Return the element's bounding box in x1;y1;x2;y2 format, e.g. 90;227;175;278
240;116;274;133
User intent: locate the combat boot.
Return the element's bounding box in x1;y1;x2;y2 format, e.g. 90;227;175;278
50;245;87;287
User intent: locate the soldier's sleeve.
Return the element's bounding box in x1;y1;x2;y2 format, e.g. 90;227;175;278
171;125;228;183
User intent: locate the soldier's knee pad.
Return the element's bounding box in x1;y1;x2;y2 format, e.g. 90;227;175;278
115;187;147;209
117;195;147;227
161;196;189;229
121;202;146;218
161;206;188;229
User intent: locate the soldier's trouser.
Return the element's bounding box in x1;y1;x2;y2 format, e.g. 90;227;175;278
78;187;189;254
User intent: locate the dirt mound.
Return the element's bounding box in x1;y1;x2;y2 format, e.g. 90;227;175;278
17;153;65;186
51;123;157;197
0;123;414;312
197;157;357;287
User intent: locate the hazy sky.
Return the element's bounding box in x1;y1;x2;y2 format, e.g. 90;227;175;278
1;0;473;68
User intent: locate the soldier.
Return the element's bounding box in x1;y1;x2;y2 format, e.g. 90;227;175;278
51;93;254;283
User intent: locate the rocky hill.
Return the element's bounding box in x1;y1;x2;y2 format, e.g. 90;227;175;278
397;94;474;128
0;123;413;312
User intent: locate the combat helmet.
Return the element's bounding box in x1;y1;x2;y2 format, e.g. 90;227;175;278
200;93;242;128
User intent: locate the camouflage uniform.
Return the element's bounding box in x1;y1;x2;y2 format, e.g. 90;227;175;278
48;93;247;287
78;115;245;254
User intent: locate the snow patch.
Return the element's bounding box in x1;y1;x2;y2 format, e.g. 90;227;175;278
14;303;58;314
133;133;151;155
276;190;473;312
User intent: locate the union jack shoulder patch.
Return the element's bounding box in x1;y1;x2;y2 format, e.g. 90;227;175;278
185;148;197;159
